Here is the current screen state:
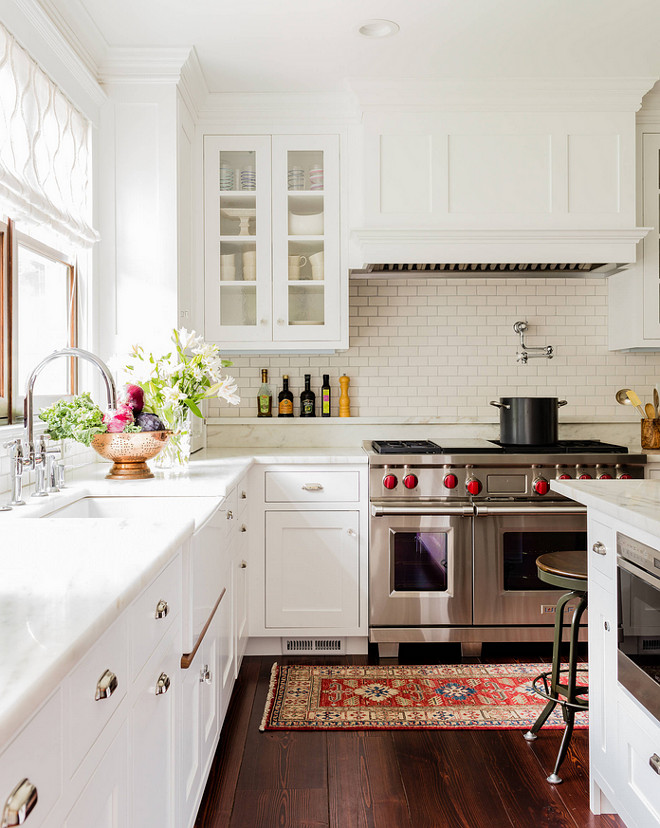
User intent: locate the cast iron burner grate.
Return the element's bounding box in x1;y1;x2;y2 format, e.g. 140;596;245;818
491;440;629;454
371;440;443;454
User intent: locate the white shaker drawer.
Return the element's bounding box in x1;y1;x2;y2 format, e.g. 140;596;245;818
0;691;62;828
129;556;181;680
265;471;359;503
65;614;128;776
588;515;616;583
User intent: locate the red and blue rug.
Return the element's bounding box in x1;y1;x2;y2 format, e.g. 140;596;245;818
260;663;589;731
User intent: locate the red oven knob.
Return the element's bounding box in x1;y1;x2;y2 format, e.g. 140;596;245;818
598;473;613;480
403;473;418;490
618;473;632;480
557;473;572;480
466;476;482;496
382;473;398;490
443;473;458;489
578;473;592;480
533;477;550;495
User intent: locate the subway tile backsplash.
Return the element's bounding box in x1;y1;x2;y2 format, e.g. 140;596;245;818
209;277;660;420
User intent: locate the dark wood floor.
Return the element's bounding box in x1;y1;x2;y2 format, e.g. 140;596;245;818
194;643;625;828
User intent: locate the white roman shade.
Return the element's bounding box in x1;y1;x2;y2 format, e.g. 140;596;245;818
0;21;99;248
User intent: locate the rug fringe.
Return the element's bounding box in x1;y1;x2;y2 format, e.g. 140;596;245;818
259;662;279;732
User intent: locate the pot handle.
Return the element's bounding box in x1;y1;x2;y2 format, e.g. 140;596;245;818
489;401;510;409
557;400;568;407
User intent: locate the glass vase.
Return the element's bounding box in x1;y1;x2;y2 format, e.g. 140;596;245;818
153;407;192;473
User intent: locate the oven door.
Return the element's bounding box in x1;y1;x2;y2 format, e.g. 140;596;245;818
473;503;587;626
618;552;660;721
369;503;473;627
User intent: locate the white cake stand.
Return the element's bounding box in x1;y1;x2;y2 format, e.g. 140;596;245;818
220;207;256;236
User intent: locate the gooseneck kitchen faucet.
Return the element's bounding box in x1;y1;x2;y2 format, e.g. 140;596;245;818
18;347;118;498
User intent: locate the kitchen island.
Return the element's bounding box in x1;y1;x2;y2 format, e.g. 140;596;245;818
552;478;660;828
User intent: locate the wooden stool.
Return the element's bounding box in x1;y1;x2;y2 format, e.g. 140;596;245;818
523;549;589;784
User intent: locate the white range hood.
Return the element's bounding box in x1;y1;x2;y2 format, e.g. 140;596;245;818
347;78;655;277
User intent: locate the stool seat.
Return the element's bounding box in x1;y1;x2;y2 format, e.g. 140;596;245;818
536;550;587;592
523;548;588;785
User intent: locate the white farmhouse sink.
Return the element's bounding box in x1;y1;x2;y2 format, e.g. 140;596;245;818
45;496;218;530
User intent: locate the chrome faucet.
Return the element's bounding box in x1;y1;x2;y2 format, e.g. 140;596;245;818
3;439;26;507
23;347;118;496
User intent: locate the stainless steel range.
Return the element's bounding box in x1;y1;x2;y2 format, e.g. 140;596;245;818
366;438;646;658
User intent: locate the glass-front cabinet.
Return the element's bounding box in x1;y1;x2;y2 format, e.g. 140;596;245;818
204;134;341;348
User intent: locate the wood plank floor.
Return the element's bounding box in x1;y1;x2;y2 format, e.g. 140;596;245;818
195;643;626;828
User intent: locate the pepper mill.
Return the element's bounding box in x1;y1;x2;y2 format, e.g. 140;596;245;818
338;374;350;417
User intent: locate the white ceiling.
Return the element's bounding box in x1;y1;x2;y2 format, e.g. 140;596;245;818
43;0;660;93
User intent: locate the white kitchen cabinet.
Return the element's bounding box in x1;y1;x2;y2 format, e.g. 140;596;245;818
129;633;179;828
609;130;660;350
64;723;128;828
265;510;360;629
203;133;344;350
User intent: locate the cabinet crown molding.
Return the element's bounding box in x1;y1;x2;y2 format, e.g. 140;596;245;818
348;77;658;112
98;46;194;84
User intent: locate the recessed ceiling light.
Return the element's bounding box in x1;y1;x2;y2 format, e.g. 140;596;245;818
358;19;400;38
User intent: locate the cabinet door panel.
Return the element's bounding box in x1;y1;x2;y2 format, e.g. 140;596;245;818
265;511;359;628
643;133;660;340
64;724;128;828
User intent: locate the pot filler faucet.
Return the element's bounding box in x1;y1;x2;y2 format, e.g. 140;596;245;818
2;347;117;509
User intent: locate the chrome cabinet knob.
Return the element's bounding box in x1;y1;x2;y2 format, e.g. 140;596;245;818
592;541;607;556
240;560;247;569
650;754;660;775
227;510;234;520
154;599;169;619
2;778;38;827
604;621;610;632
240;525;247;533
240;490;247;499
95;668;118;701
347;528;357;537
200;665;212;685
155;672;171;696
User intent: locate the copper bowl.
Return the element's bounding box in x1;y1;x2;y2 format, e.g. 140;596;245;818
91;431;172;480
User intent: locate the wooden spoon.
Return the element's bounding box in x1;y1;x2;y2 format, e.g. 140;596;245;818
626;389;646;418
646;402;655;419
654;388;659;418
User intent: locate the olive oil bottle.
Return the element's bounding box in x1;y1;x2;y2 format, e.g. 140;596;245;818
257;368;272;417
278;375;294;417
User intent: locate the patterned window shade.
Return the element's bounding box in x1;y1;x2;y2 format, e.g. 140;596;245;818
0;22;99;248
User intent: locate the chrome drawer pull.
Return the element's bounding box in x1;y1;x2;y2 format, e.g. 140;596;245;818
155;672;171;696
301;484;324;492
200;664;212;685
155;599;169;619
2;778;37;826
650;753;660;775
592;541;607;556
95;668;118;701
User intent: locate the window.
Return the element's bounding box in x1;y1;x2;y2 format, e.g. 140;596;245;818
0;220;77;425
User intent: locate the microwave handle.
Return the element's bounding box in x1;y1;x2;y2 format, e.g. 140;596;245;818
371;504;474;517
617;555;660;590
474;504;587;516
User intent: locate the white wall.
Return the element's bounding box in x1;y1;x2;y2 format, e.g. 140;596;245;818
209;275;660;421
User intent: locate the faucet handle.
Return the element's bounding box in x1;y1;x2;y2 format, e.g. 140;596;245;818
3;438;24;456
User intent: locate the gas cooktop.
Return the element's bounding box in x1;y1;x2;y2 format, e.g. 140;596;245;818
370;439;630;455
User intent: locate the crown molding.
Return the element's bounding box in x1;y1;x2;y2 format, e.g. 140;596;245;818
35;0;107;76
4;0;106;119
177;48;208;121
98;47;194;84
196;91;361;125
348;77;659;113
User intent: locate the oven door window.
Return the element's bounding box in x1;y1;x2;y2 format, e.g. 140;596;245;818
502;530;587;591
618;566;660;683
392;531;448;592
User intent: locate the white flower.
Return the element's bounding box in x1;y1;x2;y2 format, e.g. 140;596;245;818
162;385;185;407
207;376;240;405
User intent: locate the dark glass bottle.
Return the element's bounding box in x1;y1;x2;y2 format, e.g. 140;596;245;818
321;374;331;417
278;375;294;417
300;374;316;417
257;368;272;417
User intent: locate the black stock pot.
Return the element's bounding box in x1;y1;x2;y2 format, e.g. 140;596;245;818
489;397;568;445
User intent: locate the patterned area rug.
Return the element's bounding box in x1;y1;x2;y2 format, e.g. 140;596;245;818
260;663;589;731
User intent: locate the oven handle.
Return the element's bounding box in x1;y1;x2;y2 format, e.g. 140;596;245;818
474;504;587;516
370;504;474;517
617;555;660;590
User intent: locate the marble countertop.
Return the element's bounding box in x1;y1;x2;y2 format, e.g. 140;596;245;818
552;478;660;539
0;446;367;747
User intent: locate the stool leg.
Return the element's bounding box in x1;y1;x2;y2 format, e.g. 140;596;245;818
547;590;588;784
523;590;574;742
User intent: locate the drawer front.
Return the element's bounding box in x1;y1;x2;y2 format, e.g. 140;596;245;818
0;691;62;828
130;557;181;679
265;471;359;503
588;514;616;583
617;692;660;826
65;614;128;776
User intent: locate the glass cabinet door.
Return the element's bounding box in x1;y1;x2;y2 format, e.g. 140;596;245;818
204;135;272;341
271;135;340;342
